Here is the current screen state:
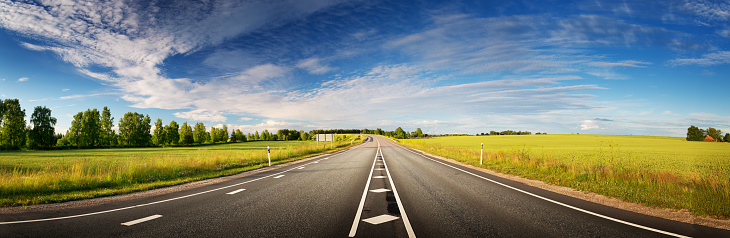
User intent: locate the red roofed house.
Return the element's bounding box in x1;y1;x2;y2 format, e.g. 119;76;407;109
704;136;715;142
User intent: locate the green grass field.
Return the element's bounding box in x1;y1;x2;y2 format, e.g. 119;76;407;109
0;135;362;207
404;134;730;219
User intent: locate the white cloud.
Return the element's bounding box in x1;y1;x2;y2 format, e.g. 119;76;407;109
62;88;70;91
296;58;335;75
1;78;6;81
670;51;730;66
17;77;28;82
580;120;600;130
174;109;227;122
662;111;680;116
239;117;254;121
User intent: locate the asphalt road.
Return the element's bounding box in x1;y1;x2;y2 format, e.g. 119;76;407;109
1;136;728;237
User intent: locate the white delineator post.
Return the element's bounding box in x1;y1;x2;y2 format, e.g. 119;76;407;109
480;143;483;165
267;146;271;166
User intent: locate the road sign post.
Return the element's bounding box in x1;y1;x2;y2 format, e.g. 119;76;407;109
267;146;271;166
480;143;483;165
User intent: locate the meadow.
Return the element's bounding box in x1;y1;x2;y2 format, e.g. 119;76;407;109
403;134;730;219
0;135;363;207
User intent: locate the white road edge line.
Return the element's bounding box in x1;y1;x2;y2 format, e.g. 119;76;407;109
381;141;416;238
274;175;285;179
394;141;690;238
121;214;162;226
226;189;246;195
0;142;368;225
348;141;380;237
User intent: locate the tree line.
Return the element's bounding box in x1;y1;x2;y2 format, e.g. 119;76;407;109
687;125;729;142
480;130;542;136
0;99;58;150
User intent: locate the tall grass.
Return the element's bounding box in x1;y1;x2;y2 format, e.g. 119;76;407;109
405;135;730;219
0;136;363;207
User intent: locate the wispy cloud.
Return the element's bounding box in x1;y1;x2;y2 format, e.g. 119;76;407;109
296;58;336;75
59;93;113;100
669;51;730;66
689;112;721;118
17;77;28;82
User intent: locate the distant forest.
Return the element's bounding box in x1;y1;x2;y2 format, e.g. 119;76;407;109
0;98;430;150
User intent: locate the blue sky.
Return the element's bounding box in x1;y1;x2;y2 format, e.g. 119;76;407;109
0;0;728;136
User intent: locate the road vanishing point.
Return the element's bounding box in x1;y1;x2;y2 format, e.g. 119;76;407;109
2;136;728;237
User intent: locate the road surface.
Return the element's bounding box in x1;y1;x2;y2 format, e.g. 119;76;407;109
1;136;728;237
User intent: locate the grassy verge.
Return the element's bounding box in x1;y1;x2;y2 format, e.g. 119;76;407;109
0;135;364;207
402;135;730;219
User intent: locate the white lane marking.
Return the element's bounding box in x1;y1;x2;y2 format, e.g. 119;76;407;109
313;161;319;163
274;175;285;179
298;167;305;169
226;189;246;195
374;168;385;171
380;144;416;238
362;214;400;225
369;188;391;193
394;141;690;238
349;142;380;237
121;215;162;226
372;176;388;179
0;142;371;225
324;157;330;160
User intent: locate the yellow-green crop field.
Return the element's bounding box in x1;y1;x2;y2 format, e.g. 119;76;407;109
0;135;362;207
404;134;730;219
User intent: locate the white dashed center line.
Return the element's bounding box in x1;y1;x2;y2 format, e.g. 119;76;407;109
274;175;285;179
369;188;391;193
121;215;162;226
298;167;305;169
372;176;387;179
226;189;246;195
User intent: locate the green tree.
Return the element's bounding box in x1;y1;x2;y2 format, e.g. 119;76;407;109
706;127;722;142
236;129;245;142
220;125;229;142
262;129;270;141
210;127;219;143
724;133;730;143
686;125;704;141
413;128;423;138
394;127;406;139
27;106;57;148
100;107;115;146
193;122;206;144
299;130;307;141
179;122;194;145
1;99;26;149
230;129;237;142
63;112;84;147
153;119;165;146
118;112;152;147
166;121;180;145
80;109;101;146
